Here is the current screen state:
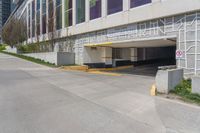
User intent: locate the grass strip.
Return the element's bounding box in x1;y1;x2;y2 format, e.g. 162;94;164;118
170;79;200;105
0;51;56;68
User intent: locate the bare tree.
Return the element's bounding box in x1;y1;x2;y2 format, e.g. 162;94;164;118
2;17;27;48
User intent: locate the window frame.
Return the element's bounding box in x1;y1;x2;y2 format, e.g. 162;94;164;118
89;0;102;20
64;0;73;27
107;0;123;15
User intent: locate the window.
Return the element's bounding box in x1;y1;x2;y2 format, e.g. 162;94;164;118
42;0;46;34
76;0;85;24
32;0;35;37
56;0;62;30
32;0;35;20
64;0;72;27
36;0;40;35
90;0;101;20
28;4;31;38
130;0;151;8
107;0;122;15
48;0;54;32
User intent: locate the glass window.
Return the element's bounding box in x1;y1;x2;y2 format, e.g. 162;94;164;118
37;0;40;10
36;0;40;35
32;0;35;37
32;0;35;19
90;0;101;20
42;0;46;34
107;0;122;15
130;0;151;8
42;0;46;14
76;0;85;24
64;0;72;27
56;0;62;30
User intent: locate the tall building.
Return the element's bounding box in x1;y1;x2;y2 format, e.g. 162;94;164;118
0;0;11;32
4;0;200;75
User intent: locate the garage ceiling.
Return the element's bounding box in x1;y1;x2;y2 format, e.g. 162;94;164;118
111;36;177;48
85;35;177;48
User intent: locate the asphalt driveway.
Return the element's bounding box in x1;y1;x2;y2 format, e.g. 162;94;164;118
0;53;200;133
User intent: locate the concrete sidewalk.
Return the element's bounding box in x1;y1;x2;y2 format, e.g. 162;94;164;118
0;53;200;133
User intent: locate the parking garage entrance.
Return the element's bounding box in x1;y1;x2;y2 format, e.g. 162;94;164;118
84;36;177;76
112;46;176;76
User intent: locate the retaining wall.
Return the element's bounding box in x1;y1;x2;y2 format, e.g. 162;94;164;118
23;52;75;66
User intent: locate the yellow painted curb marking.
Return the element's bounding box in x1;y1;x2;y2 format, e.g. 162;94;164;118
88;71;122;76
150;84;157;96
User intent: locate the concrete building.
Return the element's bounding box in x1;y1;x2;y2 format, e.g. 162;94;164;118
5;0;200;75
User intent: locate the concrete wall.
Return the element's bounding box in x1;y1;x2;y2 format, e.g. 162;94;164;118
83;47;103;64
156;68;184;94
192;76;200;94
23;52;75;66
83;47;113;66
121;48;131;60
57;52;75;65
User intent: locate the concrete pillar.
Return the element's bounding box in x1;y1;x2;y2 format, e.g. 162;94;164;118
46;0;49;33
40;0;42;36
192;76;200;94
123;0;129;11
62;0;65;28
102;0;107;18
34;0;37;39
26;4;29;39
152;0;161;3
72;0;76;25
101;47;112;67
130;48;138;62
143;48;146;60
30;2;32;40
86;0;90;22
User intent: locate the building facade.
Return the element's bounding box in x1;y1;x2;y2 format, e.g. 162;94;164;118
7;0;200;75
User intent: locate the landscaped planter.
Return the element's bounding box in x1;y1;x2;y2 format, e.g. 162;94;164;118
4;46;18;54
192;76;200;94
23;52;75;66
155;67;183;94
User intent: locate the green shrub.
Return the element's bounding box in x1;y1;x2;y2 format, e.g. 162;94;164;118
173;79;191;95
0;44;6;51
171;79;200;104
1;51;56;67
17;44;39;53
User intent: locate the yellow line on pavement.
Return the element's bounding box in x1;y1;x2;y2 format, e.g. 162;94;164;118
88;71;122;76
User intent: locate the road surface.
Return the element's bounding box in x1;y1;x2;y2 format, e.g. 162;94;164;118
0;53;200;133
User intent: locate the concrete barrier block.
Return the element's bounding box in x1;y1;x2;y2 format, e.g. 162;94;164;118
192;76;200;94
57;52;75;66
23;52;75;66
155;68;183;94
